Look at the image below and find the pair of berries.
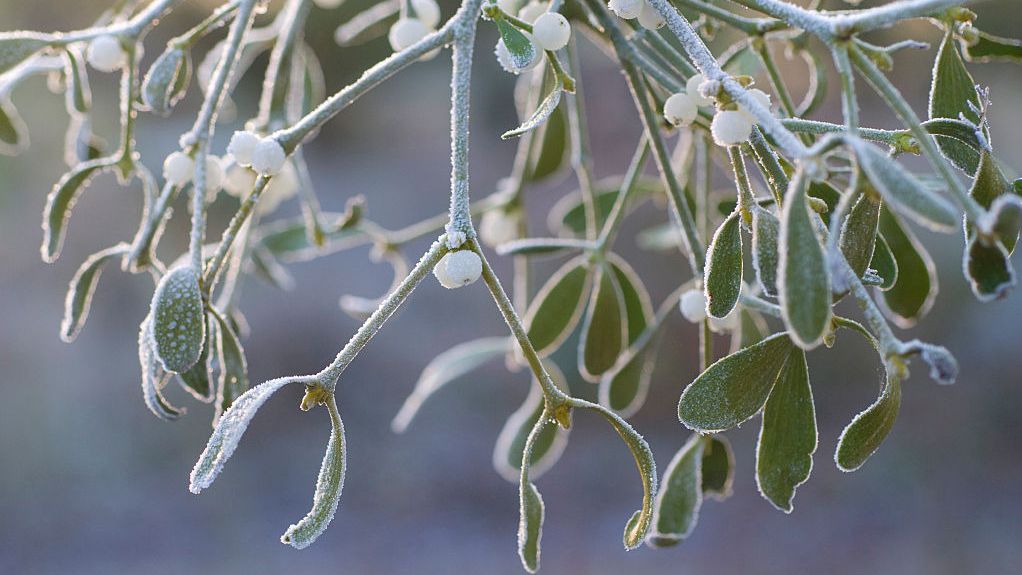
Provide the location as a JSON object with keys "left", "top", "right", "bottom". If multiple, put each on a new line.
{"left": 663, "top": 74, "right": 773, "bottom": 147}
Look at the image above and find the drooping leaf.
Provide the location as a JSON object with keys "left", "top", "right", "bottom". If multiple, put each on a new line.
{"left": 854, "top": 140, "right": 959, "bottom": 232}
{"left": 646, "top": 434, "right": 705, "bottom": 548}
{"left": 525, "top": 256, "right": 591, "bottom": 356}
{"left": 839, "top": 188, "right": 881, "bottom": 280}
{"left": 149, "top": 265, "right": 206, "bottom": 374}
{"left": 701, "top": 436, "right": 734, "bottom": 500}
{"left": 138, "top": 314, "right": 185, "bottom": 421}
{"left": 751, "top": 206, "right": 780, "bottom": 296}
{"left": 962, "top": 30, "right": 1022, "bottom": 63}
{"left": 779, "top": 173, "right": 831, "bottom": 349}
{"left": 598, "top": 256, "right": 655, "bottom": 418}
{"left": 281, "top": 396, "right": 346, "bottom": 549}
{"left": 964, "top": 235, "right": 1015, "bottom": 301}
{"left": 60, "top": 243, "right": 128, "bottom": 342}
{"left": 704, "top": 210, "right": 743, "bottom": 319}
{"left": 518, "top": 479, "right": 544, "bottom": 573}
{"left": 836, "top": 367, "right": 902, "bottom": 472}
{"left": 929, "top": 33, "right": 982, "bottom": 175}
{"left": 142, "top": 46, "right": 191, "bottom": 116}
{"left": 877, "top": 208, "right": 937, "bottom": 327}
{"left": 0, "top": 32, "right": 51, "bottom": 75}
{"left": 578, "top": 263, "right": 627, "bottom": 382}
{"left": 41, "top": 158, "right": 115, "bottom": 262}
{"left": 871, "top": 233, "right": 899, "bottom": 291}
{"left": 756, "top": 348, "right": 816, "bottom": 513}
{"left": 968, "top": 149, "right": 1015, "bottom": 251}
{"left": 392, "top": 337, "right": 510, "bottom": 432}
{"left": 504, "top": 84, "right": 563, "bottom": 140}
{"left": 494, "top": 362, "right": 570, "bottom": 482}
{"left": 678, "top": 332, "right": 795, "bottom": 432}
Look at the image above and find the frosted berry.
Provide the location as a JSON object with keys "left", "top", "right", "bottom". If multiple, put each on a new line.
{"left": 227, "top": 131, "right": 260, "bottom": 167}
{"left": 202, "top": 156, "right": 225, "bottom": 200}
{"left": 738, "top": 88, "right": 772, "bottom": 123}
{"left": 411, "top": 0, "right": 441, "bottom": 28}
{"left": 434, "top": 251, "right": 483, "bottom": 289}
{"left": 532, "top": 13, "right": 571, "bottom": 51}
{"left": 479, "top": 210, "right": 520, "bottom": 247}
{"left": 87, "top": 35, "right": 126, "bottom": 73}
{"left": 608, "top": 0, "right": 643, "bottom": 20}
{"left": 679, "top": 289, "right": 707, "bottom": 323}
{"left": 686, "top": 73, "right": 712, "bottom": 107}
{"left": 711, "top": 110, "right": 754, "bottom": 146}
{"left": 663, "top": 92, "right": 698, "bottom": 127}
{"left": 223, "top": 163, "right": 257, "bottom": 198}
{"left": 260, "top": 161, "right": 300, "bottom": 214}
{"left": 637, "top": 2, "right": 665, "bottom": 30}
{"left": 517, "top": 1, "right": 547, "bottom": 24}
{"left": 388, "top": 18, "right": 431, "bottom": 52}
{"left": 250, "top": 138, "right": 287, "bottom": 176}
{"left": 163, "top": 152, "right": 194, "bottom": 186}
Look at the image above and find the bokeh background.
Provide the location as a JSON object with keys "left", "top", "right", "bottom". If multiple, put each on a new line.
{"left": 1, "top": 1, "right": 1020, "bottom": 573}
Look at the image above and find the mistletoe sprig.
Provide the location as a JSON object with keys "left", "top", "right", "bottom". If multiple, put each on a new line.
{"left": 3, "top": 0, "right": 1021, "bottom": 571}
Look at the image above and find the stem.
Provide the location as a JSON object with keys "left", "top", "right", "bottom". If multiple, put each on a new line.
{"left": 203, "top": 176, "right": 270, "bottom": 288}
{"left": 565, "top": 38, "right": 598, "bottom": 241}
{"left": 831, "top": 42, "right": 858, "bottom": 134}
{"left": 596, "top": 137, "right": 650, "bottom": 251}
{"left": 445, "top": 1, "right": 483, "bottom": 244}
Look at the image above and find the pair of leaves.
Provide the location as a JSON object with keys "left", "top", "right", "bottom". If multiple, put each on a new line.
{"left": 598, "top": 259, "right": 656, "bottom": 418}
{"left": 646, "top": 434, "right": 734, "bottom": 547}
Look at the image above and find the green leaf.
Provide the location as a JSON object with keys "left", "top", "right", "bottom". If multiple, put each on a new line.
{"left": 256, "top": 215, "right": 364, "bottom": 262}
{"left": 190, "top": 376, "right": 308, "bottom": 492}
{"left": 177, "top": 315, "right": 215, "bottom": 403}
{"left": 985, "top": 194, "right": 1022, "bottom": 255}
{"left": 392, "top": 337, "right": 509, "bottom": 433}
{"left": 756, "top": 347, "right": 816, "bottom": 513}
{"left": 870, "top": 233, "right": 899, "bottom": 291}
{"left": 138, "top": 314, "right": 186, "bottom": 421}
{"left": 779, "top": 172, "right": 831, "bottom": 349}
{"left": 0, "top": 32, "right": 51, "bottom": 75}
{"left": 877, "top": 208, "right": 937, "bottom": 327}
{"left": 526, "top": 99, "right": 569, "bottom": 181}
{"left": 525, "top": 256, "right": 592, "bottom": 356}
{"left": 60, "top": 243, "right": 128, "bottom": 342}
{"left": 494, "top": 362, "right": 570, "bottom": 482}
{"left": 968, "top": 149, "right": 1015, "bottom": 251}
{"left": 578, "top": 262, "right": 627, "bottom": 382}
{"left": 839, "top": 187, "right": 881, "bottom": 280}
{"left": 920, "top": 118, "right": 983, "bottom": 171}
{"left": 149, "top": 265, "right": 206, "bottom": 374}
{"left": 646, "top": 434, "right": 705, "bottom": 548}
{"left": 281, "top": 396, "right": 346, "bottom": 549}
{"left": 836, "top": 367, "right": 901, "bottom": 472}
{"left": 751, "top": 206, "right": 780, "bottom": 297}
{"left": 504, "top": 84, "right": 563, "bottom": 140}
{"left": 704, "top": 210, "right": 743, "bottom": 319}
{"left": 549, "top": 177, "right": 661, "bottom": 237}
{"left": 962, "top": 30, "right": 1022, "bottom": 62}
{"left": 142, "top": 46, "right": 190, "bottom": 116}
{"left": 63, "top": 49, "right": 91, "bottom": 114}
{"left": 598, "top": 256, "right": 655, "bottom": 418}
{"left": 518, "top": 479, "right": 544, "bottom": 573}
{"left": 678, "top": 332, "right": 794, "bottom": 432}
{"left": 964, "top": 235, "right": 1015, "bottom": 301}
{"left": 41, "top": 158, "right": 115, "bottom": 262}
{"left": 497, "top": 19, "right": 537, "bottom": 75}
{"left": 854, "top": 140, "right": 959, "bottom": 232}
{"left": 0, "top": 96, "right": 28, "bottom": 155}
{"left": 701, "top": 436, "right": 734, "bottom": 500}
{"left": 211, "top": 311, "right": 249, "bottom": 424}
{"left": 929, "top": 33, "right": 982, "bottom": 175}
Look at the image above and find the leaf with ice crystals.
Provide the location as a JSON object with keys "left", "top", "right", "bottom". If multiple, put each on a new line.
{"left": 704, "top": 210, "right": 743, "bottom": 319}
{"left": 518, "top": 478, "right": 544, "bottom": 573}
{"left": 701, "top": 436, "right": 734, "bottom": 500}
{"left": 281, "top": 396, "right": 346, "bottom": 549}
{"left": 504, "top": 83, "right": 562, "bottom": 140}
{"left": 138, "top": 314, "right": 184, "bottom": 421}
{"left": 929, "top": 33, "right": 983, "bottom": 175}
{"left": 779, "top": 172, "right": 831, "bottom": 349}
{"left": 211, "top": 311, "right": 249, "bottom": 425}
{"left": 41, "top": 157, "right": 117, "bottom": 262}
{"left": 838, "top": 187, "right": 881, "bottom": 282}
{"left": 142, "top": 46, "right": 190, "bottom": 116}
{"left": 177, "top": 315, "right": 215, "bottom": 403}
{"left": 751, "top": 206, "right": 780, "bottom": 297}
{"left": 61, "top": 243, "right": 128, "bottom": 342}
{"left": 190, "top": 376, "right": 306, "bottom": 492}
{"left": 646, "top": 433, "right": 705, "bottom": 548}
{"left": 149, "top": 266, "right": 205, "bottom": 373}
{"left": 497, "top": 19, "right": 537, "bottom": 76}
{"left": 836, "top": 366, "right": 901, "bottom": 472}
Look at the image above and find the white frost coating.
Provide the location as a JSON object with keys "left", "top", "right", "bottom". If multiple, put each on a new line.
{"left": 138, "top": 313, "right": 185, "bottom": 421}
{"left": 532, "top": 13, "right": 570, "bottom": 52}
{"left": 494, "top": 37, "right": 540, "bottom": 74}
{"left": 250, "top": 138, "right": 287, "bottom": 175}
{"left": 190, "top": 376, "right": 305, "bottom": 493}
{"left": 433, "top": 250, "right": 482, "bottom": 288}
{"left": 281, "top": 400, "right": 346, "bottom": 549}
{"left": 86, "top": 35, "right": 125, "bottom": 72}
{"left": 663, "top": 92, "right": 697, "bottom": 127}
{"left": 608, "top": 0, "right": 643, "bottom": 20}
{"left": 149, "top": 265, "right": 205, "bottom": 374}
{"left": 226, "top": 131, "right": 260, "bottom": 167}
{"left": 163, "top": 151, "right": 195, "bottom": 186}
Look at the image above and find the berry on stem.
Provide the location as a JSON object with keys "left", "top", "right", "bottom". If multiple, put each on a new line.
{"left": 738, "top": 88, "right": 772, "bottom": 123}
{"left": 388, "top": 17, "right": 431, "bottom": 52}
{"left": 608, "top": 0, "right": 643, "bottom": 20}
{"left": 250, "top": 138, "right": 287, "bottom": 176}
{"left": 663, "top": 92, "right": 698, "bottom": 127}
{"left": 434, "top": 250, "right": 483, "bottom": 289}
{"left": 686, "top": 74, "right": 712, "bottom": 107}
{"left": 86, "top": 35, "right": 126, "bottom": 73}
{"left": 532, "top": 13, "right": 571, "bottom": 51}
{"left": 638, "top": 2, "right": 665, "bottom": 30}
{"left": 711, "top": 110, "right": 753, "bottom": 146}
{"left": 411, "top": 0, "right": 441, "bottom": 28}
{"left": 163, "top": 152, "right": 194, "bottom": 186}
{"left": 227, "top": 131, "right": 260, "bottom": 167}
{"left": 517, "top": 1, "right": 546, "bottom": 24}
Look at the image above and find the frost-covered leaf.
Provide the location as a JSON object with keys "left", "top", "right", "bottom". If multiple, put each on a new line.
{"left": 138, "top": 314, "right": 185, "bottom": 421}
{"left": 920, "top": 118, "right": 983, "bottom": 172}
{"left": 779, "top": 173, "right": 831, "bottom": 349}
{"left": 646, "top": 434, "right": 705, "bottom": 548}
{"left": 598, "top": 256, "right": 655, "bottom": 418}
{"left": 281, "top": 396, "right": 346, "bottom": 549}
{"left": 578, "top": 262, "right": 627, "bottom": 382}
{"left": 877, "top": 208, "right": 937, "bottom": 327}
{"left": 142, "top": 46, "right": 190, "bottom": 116}
{"left": 41, "top": 157, "right": 115, "bottom": 262}
{"left": 190, "top": 375, "right": 307, "bottom": 492}
{"left": 177, "top": 316, "right": 215, "bottom": 403}
{"left": 494, "top": 362, "right": 570, "bottom": 482}
{"left": 0, "top": 32, "right": 51, "bottom": 75}
{"left": 756, "top": 347, "right": 816, "bottom": 513}
{"left": 63, "top": 49, "right": 91, "bottom": 114}
{"left": 751, "top": 206, "right": 780, "bottom": 296}
{"left": 704, "top": 210, "right": 743, "bottom": 319}
{"left": 497, "top": 19, "right": 537, "bottom": 76}
{"left": 679, "top": 332, "right": 794, "bottom": 432}
{"left": 211, "top": 311, "right": 249, "bottom": 424}
{"left": 60, "top": 243, "right": 128, "bottom": 342}
{"left": 392, "top": 337, "right": 509, "bottom": 433}
{"left": 964, "top": 235, "right": 1015, "bottom": 301}
{"left": 968, "top": 149, "right": 1016, "bottom": 251}
{"left": 929, "top": 33, "right": 982, "bottom": 175}
{"left": 504, "top": 84, "right": 562, "bottom": 140}
{"left": 149, "top": 265, "right": 205, "bottom": 374}
{"left": 962, "top": 30, "right": 1022, "bottom": 63}
{"left": 836, "top": 367, "right": 901, "bottom": 472}
{"left": 549, "top": 177, "right": 660, "bottom": 237}
{"left": 839, "top": 188, "right": 881, "bottom": 280}
{"left": 525, "top": 256, "right": 591, "bottom": 356}
{"left": 854, "top": 140, "right": 959, "bottom": 232}
{"left": 518, "top": 479, "right": 544, "bottom": 573}
{"left": 701, "top": 436, "right": 734, "bottom": 500}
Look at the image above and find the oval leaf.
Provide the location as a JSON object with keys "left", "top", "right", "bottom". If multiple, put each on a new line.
{"left": 836, "top": 368, "right": 902, "bottom": 472}
{"left": 646, "top": 434, "right": 706, "bottom": 548}
{"left": 578, "top": 263, "right": 627, "bottom": 382}
{"left": 838, "top": 187, "right": 881, "bottom": 280}
{"left": 929, "top": 33, "right": 982, "bottom": 175}
{"left": 142, "top": 46, "right": 190, "bottom": 116}
{"left": 751, "top": 206, "right": 780, "bottom": 297}
{"left": 877, "top": 208, "right": 937, "bottom": 327}
{"left": 149, "top": 265, "right": 206, "bottom": 373}
{"left": 497, "top": 19, "right": 537, "bottom": 76}
{"left": 964, "top": 235, "right": 1015, "bottom": 301}
{"left": 41, "top": 158, "right": 114, "bottom": 262}
{"left": 525, "top": 256, "right": 592, "bottom": 356}
{"left": 779, "top": 172, "right": 831, "bottom": 349}
{"left": 704, "top": 210, "right": 743, "bottom": 319}
{"left": 177, "top": 316, "right": 215, "bottom": 403}
{"left": 61, "top": 243, "right": 128, "bottom": 342}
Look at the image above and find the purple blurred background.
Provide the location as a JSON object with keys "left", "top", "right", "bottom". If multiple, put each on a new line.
{"left": 1, "top": 1, "right": 1020, "bottom": 573}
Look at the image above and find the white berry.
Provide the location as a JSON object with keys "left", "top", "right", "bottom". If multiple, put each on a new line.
{"left": 202, "top": 156, "right": 225, "bottom": 200}
{"left": 87, "top": 35, "right": 126, "bottom": 73}
{"left": 711, "top": 110, "right": 754, "bottom": 146}
{"left": 163, "top": 152, "right": 194, "bottom": 186}
{"left": 686, "top": 74, "right": 712, "bottom": 107}
{"left": 608, "top": 0, "right": 643, "bottom": 19}
{"left": 738, "top": 88, "right": 772, "bottom": 123}
{"left": 517, "top": 1, "right": 547, "bottom": 24}
{"left": 313, "top": 0, "right": 345, "bottom": 8}
{"left": 663, "top": 92, "right": 698, "bottom": 127}
{"left": 434, "top": 251, "right": 482, "bottom": 289}
{"left": 260, "top": 161, "right": 299, "bottom": 214}
{"left": 532, "top": 13, "right": 571, "bottom": 51}
{"left": 637, "top": 2, "right": 665, "bottom": 30}
{"left": 227, "top": 131, "right": 260, "bottom": 167}
{"left": 495, "top": 36, "right": 541, "bottom": 74}
{"left": 411, "top": 0, "right": 441, "bottom": 28}
{"left": 479, "top": 210, "right": 520, "bottom": 247}
{"left": 388, "top": 18, "right": 431, "bottom": 52}
{"left": 679, "top": 289, "right": 707, "bottom": 323}
{"left": 223, "top": 163, "right": 257, "bottom": 197}
{"left": 250, "top": 138, "right": 287, "bottom": 175}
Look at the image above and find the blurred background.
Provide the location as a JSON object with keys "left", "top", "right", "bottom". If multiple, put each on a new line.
{"left": 1, "top": 1, "right": 1020, "bottom": 573}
